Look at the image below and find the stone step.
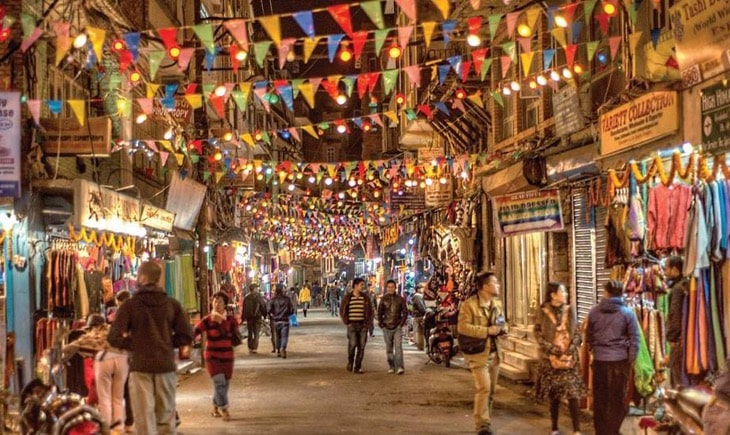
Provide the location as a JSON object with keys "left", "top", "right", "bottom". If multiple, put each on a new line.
{"left": 509, "top": 325, "right": 536, "bottom": 340}
{"left": 502, "top": 350, "right": 537, "bottom": 373}
{"left": 499, "top": 362, "right": 531, "bottom": 381}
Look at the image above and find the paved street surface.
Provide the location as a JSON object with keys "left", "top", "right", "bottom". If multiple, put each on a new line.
{"left": 176, "top": 308, "right": 591, "bottom": 434}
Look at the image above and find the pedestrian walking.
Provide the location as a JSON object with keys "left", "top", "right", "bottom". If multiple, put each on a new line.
{"left": 327, "top": 285, "right": 339, "bottom": 317}
{"left": 585, "top": 279, "right": 640, "bottom": 435}
{"left": 289, "top": 287, "right": 300, "bottom": 317}
{"left": 367, "top": 286, "right": 378, "bottom": 337}
{"left": 457, "top": 272, "right": 507, "bottom": 435}
{"left": 114, "top": 290, "right": 135, "bottom": 433}
{"left": 108, "top": 261, "right": 193, "bottom": 435}
{"left": 664, "top": 255, "right": 689, "bottom": 387}
{"left": 299, "top": 282, "right": 312, "bottom": 318}
{"left": 534, "top": 282, "right": 586, "bottom": 435}
{"left": 193, "top": 291, "right": 239, "bottom": 421}
{"left": 410, "top": 284, "right": 427, "bottom": 351}
{"left": 340, "top": 277, "right": 374, "bottom": 374}
{"left": 269, "top": 283, "right": 295, "bottom": 358}
{"left": 377, "top": 279, "right": 408, "bottom": 374}
{"left": 242, "top": 283, "right": 267, "bottom": 354}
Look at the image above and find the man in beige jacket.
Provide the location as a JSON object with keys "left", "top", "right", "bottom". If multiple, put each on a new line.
{"left": 457, "top": 272, "right": 508, "bottom": 435}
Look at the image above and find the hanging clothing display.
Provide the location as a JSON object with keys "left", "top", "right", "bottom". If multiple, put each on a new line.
{"left": 646, "top": 183, "right": 692, "bottom": 251}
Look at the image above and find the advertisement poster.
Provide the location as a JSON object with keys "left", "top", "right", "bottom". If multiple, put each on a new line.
{"left": 0, "top": 92, "right": 21, "bottom": 197}
{"left": 492, "top": 189, "right": 564, "bottom": 237}
{"left": 670, "top": 0, "right": 730, "bottom": 87}
{"left": 700, "top": 81, "right": 730, "bottom": 151}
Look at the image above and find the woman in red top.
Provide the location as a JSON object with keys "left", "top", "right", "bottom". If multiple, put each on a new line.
{"left": 194, "top": 292, "right": 238, "bottom": 421}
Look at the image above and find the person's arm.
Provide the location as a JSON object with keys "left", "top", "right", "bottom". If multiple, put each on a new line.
{"left": 376, "top": 296, "right": 385, "bottom": 327}
{"left": 339, "top": 294, "right": 349, "bottom": 324}
{"left": 193, "top": 318, "right": 205, "bottom": 340}
{"left": 107, "top": 303, "right": 132, "bottom": 350}
{"left": 627, "top": 309, "right": 641, "bottom": 363}
{"left": 666, "top": 283, "right": 685, "bottom": 344}
{"left": 400, "top": 296, "right": 408, "bottom": 327}
{"left": 259, "top": 297, "right": 267, "bottom": 319}
{"left": 172, "top": 302, "right": 194, "bottom": 348}
{"left": 533, "top": 307, "right": 554, "bottom": 354}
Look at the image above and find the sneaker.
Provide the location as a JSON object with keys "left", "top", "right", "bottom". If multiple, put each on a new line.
{"left": 211, "top": 407, "right": 221, "bottom": 418}
{"left": 396, "top": 368, "right": 405, "bottom": 375}
{"left": 355, "top": 368, "right": 364, "bottom": 374}
{"left": 477, "top": 424, "right": 493, "bottom": 435}
{"left": 387, "top": 369, "right": 395, "bottom": 374}
{"left": 220, "top": 408, "right": 230, "bottom": 422}
{"left": 346, "top": 363, "right": 353, "bottom": 372}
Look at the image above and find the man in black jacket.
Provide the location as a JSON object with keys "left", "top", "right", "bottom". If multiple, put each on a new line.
{"left": 242, "top": 283, "right": 267, "bottom": 354}
{"left": 377, "top": 279, "right": 408, "bottom": 374}
{"left": 340, "top": 278, "right": 374, "bottom": 373}
{"left": 665, "top": 255, "right": 688, "bottom": 387}
{"left": 268, "top": 284, "right": 295, "bottom": 358}
{"left": 107, "top": 261, "right": 193, "bottom": 435}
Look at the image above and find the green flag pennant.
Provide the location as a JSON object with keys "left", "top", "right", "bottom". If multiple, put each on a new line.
{"left": 361, "top": 0, "right": 385, "bottom": 29}
{"left": 584, "top": 0, "right": 597, "bottom": 21}
{"left": 193, "top": 23, "right": 216, "bottom": 54}
{"left": 261, "top": 131, "right": 271, "bottom": 144}
{"left": 490, "top": 91, "right": 503, "bottom": 107}
{"left": 480, "top": 58, "right": 493, "bottom": 81}
{"left": 342, "top": 76, "right": 356, "bottom": 97}
{"left": 501, "top": 41, "right": 516, "bottom": 60}
{"left": 290, "top": 79, "right": 304, "bottom": 99}
{"left": 586, "top": 40, "right": 600, "bottom": 61}
{"left": 148, "top": 50, "right": 166, "bottom": 80}
{"left": 203, "top": 170, "right": 211, "bottom": 182}
{"left": 627, "top": 5, "right": 637, "bottom": 26}
{"left": 253, "top": 41, "right": 273, "bottom": 68}
{"left": 20, "top": 13, "right": 37, "bottom": 38}
{"left": 202, "top": 83, "right": 215, "bottom": 101}
{"left": 190, "top": 154, "right": 200, "bottom": 164}
{"left": 374, "top": 29, "right": 390, "bottom": 55}
{"left": 382, "top": 69, "right": 399, "bottom": 95}
{"left": 231, "top": 89, "right": 247, "bottom": 111}
{"left": 405, "top": 109, "right": 417, "bottom": 120}
{"left": 488, "top": 14, "right": 503, "bottom": 40}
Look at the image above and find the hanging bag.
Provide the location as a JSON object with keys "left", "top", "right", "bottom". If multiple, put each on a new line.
{"left": 543, "top": 304, "right": 576, "bottom": 370}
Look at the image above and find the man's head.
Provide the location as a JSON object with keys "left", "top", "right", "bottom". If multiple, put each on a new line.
{"left": 603, "top": 279, "right": 624, "bottom": 298}
{"left": 415, "top": 284, "right": 424, "bottom": 294}
{"left": 352, "top": 277, "right": 365, "bottom": 293}
{"left": 115, "top": 290, "right": 131, "bottom": 306}
{"left": 137, "top": 261, "right": 162, "bottom": 286}
{"left": 275, "top": 283, "right": 286, "bottom": 296}
{"left": 249, "top": 284, "right": 259, "bottom": 294}
{"left": 385, "top": 279, "right": 397, "bottom": 295}
{"left": 665, "top": 256, "right": 684, "bottom": 280}
{"left": 476, "top": 272, "right": 500, "bottom": 297}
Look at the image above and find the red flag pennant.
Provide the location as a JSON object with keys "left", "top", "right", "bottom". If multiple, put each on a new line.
{"left": 367, "top": 72, "right": 380, "bottom": 93}
{"left": 418, "top": 105, "right": 433, "bottom": 119}
{"left": 118, "top": 50, "right": 133, "bottom": 73}
{"left": 357, "top": 73, "right": 370, "bottom": 98}
{"left": 404, "top": 65, "right": 421, "bottom": 86}
{"left": 352, "top": 30, "right": 368, "bottom": 60}
{"left": 665, "top": 56, "right": 679, "bottom": 69}
{"left": 320, "top": 78, "right": 340, "bottom": 99}
{"left": 327, "top": 4, "right": 354, "bottom": 38}
{"left": 595, "top": 12, "right": 610, "bottom": 35}
{"left": 500, "top": 56, "right": 512, "bottom": 78}
{"left": 370, "top": 113, "right": 384, "bottom": 127}
{"left": 395, "top": 0, "right": 417, "bottom": 21}
{"left": 224, "top": 19, "right": 249, "bottom": 50}
{"left": 471, "top": 48, "right": 488, "bottom": 76}
{"left": 177, "top": 48, "right": 195, "bottom": 71}
{"left": 505, "top": 12, "right": 520, "bottom": 38}
{"left": 209, "top": 96, "right": 226, "bottom": 118}
{"left": 461, "top": 60, "right": 472, "bottom": 82}
{"left": 565, "top": 44, "right": 578, "bottom": 66}
{"left": 157, "top": 27, "right": 178, "bottom": 52}
{"left": 517, "top": 37, "right": 532, "bottom": 54}
{"left": 185, "top": 83, "right": 198, "bottom": 94}
{"left": 609, "top": 36, "right": 621, "bottom": 60}
{"left": 230, "top": 44, "right": 242, "bottom": 74}
{"left": 561, "top": 3, "right": 579, "bottom": 25}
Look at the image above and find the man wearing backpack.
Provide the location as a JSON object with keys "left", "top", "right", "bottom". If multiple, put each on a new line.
{"left": 242, "top": 284, "right": 267, "bottom": 354}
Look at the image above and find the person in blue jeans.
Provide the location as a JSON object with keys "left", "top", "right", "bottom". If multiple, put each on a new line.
{"left": 377, "top": 279, "right": 408, "bottom": 374}
{"left": 340, "top": 278, "right": 374, "bottom": 374}
{"left": 268, "top": 284, "right": 295, "bottom": 359}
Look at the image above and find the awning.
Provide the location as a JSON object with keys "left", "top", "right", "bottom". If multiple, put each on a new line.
{"left": 482, "top": 162, "right": 534, "bottom": 196}
{"left": 546, "top": 143, "right": 600, "bottom": 183}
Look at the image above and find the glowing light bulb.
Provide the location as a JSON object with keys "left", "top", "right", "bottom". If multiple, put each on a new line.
{"left": 574, "top": 64, "right": 584, "bottom": 74}
{"left": 562, "top": 67, "right": 573, "bottom": 79}
{"left": 528, "top": 79, "right": 538, "bottom": 89}
{"left": 222, "top": 131, "right": 233, "bottom": 142}
{"left": 214, "top": 85, "right": 226, "bottom": 97}
{"left": 554, "top": 14, "right": 568, "bottom": 28}
{"left": 163, "top": 128, "right": 174, "bottom": 140}
{"left": 336, "top": 124, "right": 347, "bottom": 134}
{"left": 338, "top": 47, "right": 353, "bottom": 62}
{"left": 466, "top": 34, "right": 481, "bottom": 47}
{"left": 336, "top": 94, "right": 348, "bottom": 105}
{"left": 287, "top": 184, "right": 295, "bottom": 191}
{"left": 439, "top": 176, "right": 448, "bottom": 185}
{"left": 324, "top": 177, "right": 333, "bottom": 186}
{"left": 517, "top": 24, "right": 532, "bottom": 37}
{"left": 388, "top": 44, "right": 402, "bottom": 59}
{"left": 235, "top": 50, "right": 248, "bottom": 61}
{"left": 425, "top": 178, "right": 434, "bottom": 186}
{"left": 536, "top": 75, "right": 548, "bottom": 86}
{"left": 213, "top": 151, "right": 223, "bottom": 161}
{"left": 73, "top": 33, "right": 88, "bottom": 49}
{"left": 510, "top": 81, "right": 521, "bottom": 91}
{"left": 550, "top": 70, "right": 561, "bottom": 81}
{"left": 348, "top": 179, "right": 357, "bottom": 187}
{"left": 308, "top": 176, "right": 316, "bottom": 184}
{"left": 502, "top": 86, "right": 511, "bottom": 95}
{"left": 135, "top": 114, "right": 147, "bottom": 124}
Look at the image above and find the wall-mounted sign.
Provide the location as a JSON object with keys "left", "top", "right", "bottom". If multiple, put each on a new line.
{"left": 381, "top": 224, "right": 400, "bottom": 247}
{"left": 492, "top": 189, "right": 564, "bottom": 237}
{"left": 670, "top": 0, "right": 730, "bottom": 87}
{"left": 599, "top": 91, "right": 679, "bottom": 156}
{"left": 700, "top": 81, "right": 730, "bottom": 152}
{"left": 553, "top": 85, "right": 585, "bottom": 137}
{"left": 389, "top": 188, "right": 426, "bottom": 211}
{"left": 39, "top": 117, "right": 112, "bottom": 155}
{"left": 140, "top": 204, "right": 176, "bottom": 233}
{"left": 0, "top": 92, "right": 21, "bottom": 197}
{"left": 150, "top": 99, "right": 192, "bottom": 124}
{"left": 418, "top": 147, "right": 444, "bottom": 163}
{"left": 73, "top": 179, "right": 145, "bottom": 236}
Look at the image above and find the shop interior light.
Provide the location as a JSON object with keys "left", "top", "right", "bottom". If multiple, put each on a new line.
{"left": 466, "top": 33, "right": 481, "bottom": 47}
{"left": 554, "top": 13, "right": 568, "bottom": 28}
{"left": 517, "top": 23, "right": 532, "bottom": 37}
{"left": 73, "top": 33, "right": 88, "bottom": 49}
{"left": 510, "top": 81, "right": 521, "bottom": 92}
{"left": 336, "top": 93, "right": 348, "bottom": 105}
{"left": 388, "top": 44, "right": 402, "bottom": 59}
{"left": 550, "top": 70, "right": 561, "bottom": 81}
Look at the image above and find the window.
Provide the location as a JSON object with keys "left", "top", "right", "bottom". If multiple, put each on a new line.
{"left": 326, "top": 147, "right": 335, "bottom": 162}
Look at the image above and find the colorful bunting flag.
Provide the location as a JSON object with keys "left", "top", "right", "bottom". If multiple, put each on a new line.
{"left": 68, "top": 100, "right": 85, "bottom": 126}
{"left": 432, "top": 0, "right": 450, "bottom": 19}
{"left": 53, "top": 21, "right": 71, "bottom": 66}
{"left": 327, "top": 4, "right": 354, "bottom": 38}
{"left": 224, "top": 19, "right": 249, "bottom": 49}
{"left": 293, "top": 11, "right": 315, "bottom": 40}
{"left": 361, "top": 0, "right": 385, "bottom": 29}
{"left": 193, "top": 23, "right": 215, "bottom": 54}
{"left": 442, "top": 20, "right": 457, "bottom": 47}
{"left": 398, "top": 25, "right": 414, "bottom": 52}
{"left": 394, "top": 0, "right": 417, "bottom": 22}
{"left": 422, "top": 22, "right": 437, "bottom": 49}
{"left": 258, "top": 15, "right": 281, "bottom": 47}
{"left": 327, "top": 34, "right": 345, "bottom": 62}
{"left": 303, "top": 37, "right": 322, "bottom": 64}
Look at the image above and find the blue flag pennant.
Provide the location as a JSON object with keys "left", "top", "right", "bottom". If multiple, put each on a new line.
{"left": 204, "top": 47, "right": 221, "bottom": 71}
{"left": 434, "top": 102, "right": 450, "bottom": 116}
{"left": 438, "top": 64, "right": 451, "bottom": 85}
{"left": 442, "top": 20, "right": 457, "bottom": 47}
{"left": 293, "top": 11, "right": 316, "bottom": 40}
{"left": 48, "top": 100, "right": 63, "bottom": 115}
{"left": 543, "top": 49, "right": 556, "bottom": 70}
{"left": 447, "top": 55, "right": 462, "bottom": 76}
{"left": 327, "top": 34, "right": 345, "bottom": 62}
{"left": 123, "top": 32, "right": 141, "bottom": 62}
{"left": 164, "top": 83, "right": 178, "bottom": 99}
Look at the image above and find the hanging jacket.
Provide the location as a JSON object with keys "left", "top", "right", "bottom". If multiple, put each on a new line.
{"left": 585, "top": 297, "right": 641, "bottom": 362}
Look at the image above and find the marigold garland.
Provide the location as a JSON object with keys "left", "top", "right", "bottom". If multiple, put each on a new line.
{"left": 68, "top": 225, "right": 137, "bottom": 255}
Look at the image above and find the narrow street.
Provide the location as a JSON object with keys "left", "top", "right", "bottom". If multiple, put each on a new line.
{"left": 176, "top": 308, "right": 587, "bottom": 435}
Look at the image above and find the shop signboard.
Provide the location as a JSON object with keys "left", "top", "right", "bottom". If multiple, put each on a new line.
{"left": 492, "top": 189, "right": 564, "bottom": 237}
{"left": 389, "top": 188, "right": 426, "bottom": 211}
{"left": 381, "top": 223, "right": 400, "bottom": 247}
{"left": 165, "top": 173, "right": 207, "bottom": 231}
{"left": 599, "top": 91, "right": 678, "bottom": 156}
{"left": 700, "top": 81, "right": 730, "bottom": 152}
{"left": 417, "top": 147, "right": 444, "bottom": 163}
{"left": 552, "top": 85, "right": 585, "bottom": 137}
{"left": 0, "top": 92, "right": 21, "bottom": 197}
{"left": 670, "top": 0, "right": 730, "bottom": 87}
{"left": 150, "top": 99, "right": 192, "bottom": 124}
{"left": 140, "top": 204, "right": 176, "bottom": 233}
{"left": 425, "top": 176, "right": 453, "bottom": 207}
{"left": 39, "top": 117, "right": 112, "bottom": 155}
{"left": 73, "top": 179, "right": 145, "bottom": 236}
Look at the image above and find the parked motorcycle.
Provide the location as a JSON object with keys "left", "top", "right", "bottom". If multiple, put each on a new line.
{"left": 654, "top": 385, "right": 713, "bottom": 435}
{"left": 424, "top": 306, "right": 457, "bottom": 367}
{"left": 20, "top": 327, "right": 108, "bottom": 435}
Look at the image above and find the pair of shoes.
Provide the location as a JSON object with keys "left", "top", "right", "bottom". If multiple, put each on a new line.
{"left": 220, "top": 408, "right": 230, "bottom": 422}
{"left": 211, "top": 407, "right": 222, "bottom": 418}
{"left": 346, "top": 363, "right": 353, "bottom": 372}
{"left": 387, "top": 368, "right": 395, "bottom": 374}
{"left": 476, "top": 424, "right": 492, "bottom": 435}
{"left": 282, "top": 350, "right": 287, "bottom": 358}
{"left": 396, "top": 368, "right": 405, "bottom": 375}
{"left": 354, "top": 368, "right": 364, "bottom": 374}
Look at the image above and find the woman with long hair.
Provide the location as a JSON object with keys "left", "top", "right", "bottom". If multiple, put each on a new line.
{"left": 534, "top": 282, "right": 587, "bottom": 435}
{"left": 194, "top": 291, "right": 239, "bottom": 421}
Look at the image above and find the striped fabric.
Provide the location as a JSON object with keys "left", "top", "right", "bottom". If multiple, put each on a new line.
{"left": 348, "top": 295, "right": 366, "bottom": 322}
{"left": 194, "top": 315, "right": 237, "bottom": 378}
